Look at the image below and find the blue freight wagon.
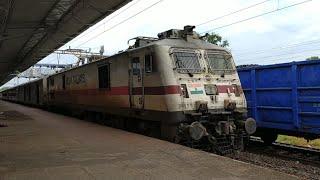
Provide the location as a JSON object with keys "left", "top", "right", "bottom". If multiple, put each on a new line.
{"left": 237, "top": 60, "right": 320, "bottom": 144}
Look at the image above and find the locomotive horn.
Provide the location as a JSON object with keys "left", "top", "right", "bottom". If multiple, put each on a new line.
{"left": 184, "top": 25, "right": 195, "bottom": 34}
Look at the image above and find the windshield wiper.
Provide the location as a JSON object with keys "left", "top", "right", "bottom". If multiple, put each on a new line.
{"left": 176, "top": 59, "right": 194, "bottom": 77}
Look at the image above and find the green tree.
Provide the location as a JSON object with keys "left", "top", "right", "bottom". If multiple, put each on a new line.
{"left": 204, "top": 33, "right": 229, "bottom": 47}
{"left": 306, "top": 56, "right": 319, "bottom": 60}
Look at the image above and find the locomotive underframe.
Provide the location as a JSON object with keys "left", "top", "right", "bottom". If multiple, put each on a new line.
{"left": 175, "top": 111, "right": 249, "bottom": 155}
{"left": 45, "top": 100, "right": 249, "bottom": 154}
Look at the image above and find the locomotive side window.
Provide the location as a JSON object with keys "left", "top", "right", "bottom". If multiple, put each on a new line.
{"left": 173, "top": 51, "right": 202, "bottom": 73}
{"left": 132, "top": 57, "right": 141, "bottom": 75}
{"left": 62, "top": 75, "right": 66, "bottom": 90}
{"left": 144, "top": 55, "right": 152, "bottom": 73}
{"left": 98, "top": 64, "right": 110, "bottom": 89}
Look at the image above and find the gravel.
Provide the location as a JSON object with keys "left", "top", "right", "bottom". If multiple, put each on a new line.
{"left": 228, "top": 146, "right": 320, "bottom": 180}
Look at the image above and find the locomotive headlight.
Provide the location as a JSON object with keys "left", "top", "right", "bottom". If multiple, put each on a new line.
{"left": 245, "top": 118, "right": 256, "bottom": 135}
{"left": 188, "top": 121, "right": 208, "bottom": 140}
{"left": 204, "top": 84, "right": 218, "bottom": 95}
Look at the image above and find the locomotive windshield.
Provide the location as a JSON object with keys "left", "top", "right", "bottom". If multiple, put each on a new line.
{"left": 173, "top": 51, "right": 202, "bottom": 74}
{"left": 206, "top": 53, "right": 234, "bottom": 73}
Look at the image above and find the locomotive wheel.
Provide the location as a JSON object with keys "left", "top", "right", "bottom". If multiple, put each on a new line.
{"left": 261, "top": 133, "right": 278, "bottom": 145}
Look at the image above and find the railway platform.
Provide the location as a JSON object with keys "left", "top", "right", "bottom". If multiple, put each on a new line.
{"left": 0, "top": 100, "right": 297, "bottom": 180}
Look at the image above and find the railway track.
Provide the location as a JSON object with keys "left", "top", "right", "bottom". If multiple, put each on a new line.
{"left": 272, "top": 142, "right": 320, "bottom": 167}
{"left": 247, "top": 137, "right": 320, "bottom": 167}
{"left": 225, "top": 137, "right": 320, "bottom": 179}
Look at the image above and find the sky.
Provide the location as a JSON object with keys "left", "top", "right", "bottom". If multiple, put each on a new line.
{"left": 3, "top": 0, "right": 320, "bottom": 87}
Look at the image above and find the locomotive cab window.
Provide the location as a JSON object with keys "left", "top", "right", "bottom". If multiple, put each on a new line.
{"left": 172, "top": 50, "right": 202, "bottom": 74}
{"left": 206, "top": 53, "right": 234, "bottom": 73}
{"left": 144, "top": 54, "right": 153, "bottom": 73}
{"left": 98, "top": 64, "right": 110, "bottom": 89}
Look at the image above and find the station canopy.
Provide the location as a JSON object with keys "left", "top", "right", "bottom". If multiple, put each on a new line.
{"left": 0, "top": 0, "right": 131, "bottom": 85}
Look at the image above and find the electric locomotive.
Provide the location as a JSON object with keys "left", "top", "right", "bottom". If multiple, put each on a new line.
{"left": 0, "top": 26, "right": 256, "bottom": 154}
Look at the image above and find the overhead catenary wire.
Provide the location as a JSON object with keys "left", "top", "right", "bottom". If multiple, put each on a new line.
{"left": 196, "top": 0, "right": 273, "bottom": 27}
{"left": 69, "top": 0, "right": 144, "bottom": 45}
{"left": 35, "top": 0, "right": 151, "bottom": 66}
{"left": 20, "top": 0, "right": 147, "bottom": 67}
{"left": 237, "top": 48, "right": 320, "bottom": 64}
{"left": 235, "top": 39, "right": 320, "bottom": 57}
{"left": 200, "top": 0, "right": 312, "bottom": 34}
{"left": 239, "top": 47, "right": 320, "bottom": 60}
{"left": 76, "top": 0, "right": 164, "bottom": 48}
{"left": 233, "top": 38, "right": 320, "bottom": 54}
{"left": 74, "top": 0, "right": 272, "bottom": 51}
{"left": 24, "top": 0, "right": 314, "bottom": 71}
{"left": 236, "top": 53, "right": 320, "bottom": 65}
{"left": 58, "top": 0, "right": 310, "bottom": 63}
{"left": 72, "top": 0, "right": 272, "bottom": 47}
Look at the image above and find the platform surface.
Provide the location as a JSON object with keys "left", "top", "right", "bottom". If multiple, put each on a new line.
{"left": 0, "top": 100, "right": 297, "bottom": 180}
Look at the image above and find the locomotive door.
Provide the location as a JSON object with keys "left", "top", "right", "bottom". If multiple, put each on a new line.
{"left": 129, "top": 57, "right": 144, "bottom": 109}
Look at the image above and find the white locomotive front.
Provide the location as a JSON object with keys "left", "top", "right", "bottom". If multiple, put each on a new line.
{"left": 141, "top": 26, "right": 256, "bottom": 154}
